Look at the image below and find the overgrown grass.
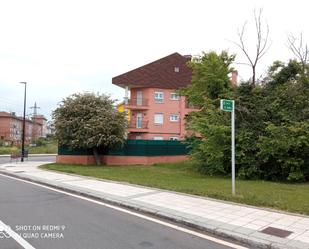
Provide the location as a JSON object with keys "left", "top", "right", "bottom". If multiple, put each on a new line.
{"left": 0, "top": 143, "right": 57, "bottom": 155}
{"left": 0, "top": 146, "right": 19, "bottom": 155}
{"left": 41, "top": 161, "right": 309, "bottom": 215}
{"left": 27, "top": 143, "right": 57, "bottom": 154}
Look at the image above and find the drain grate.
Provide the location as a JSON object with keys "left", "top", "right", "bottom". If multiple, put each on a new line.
{"left": 261, "top": 226, "right": 293, "bottom": 238}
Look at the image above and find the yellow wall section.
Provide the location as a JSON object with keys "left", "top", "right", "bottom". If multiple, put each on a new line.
{"left": 117, "top": 104, "right": 130, "bottom": 121}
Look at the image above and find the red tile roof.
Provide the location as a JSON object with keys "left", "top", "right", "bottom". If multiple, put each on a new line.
{"left": 112, "top": 53, "right": 192, "bottom": 89}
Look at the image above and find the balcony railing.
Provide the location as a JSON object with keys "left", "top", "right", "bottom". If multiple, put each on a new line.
{"left": 126, "top": 98, "right": 149, "bottom": 107}
{"left": 128, "top": 120, "right": 149, "bottom": 129}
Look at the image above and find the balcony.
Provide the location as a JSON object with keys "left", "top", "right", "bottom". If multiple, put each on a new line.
{"left": 128, "top": 120, "right": 149, "bottom": 133}
{"left": 125, "top": 98, "right": 149, "bottom": 110}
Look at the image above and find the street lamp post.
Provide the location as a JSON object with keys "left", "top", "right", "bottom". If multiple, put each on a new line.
{"left": 20, "top": 82, "right": 27, "bottom": 162}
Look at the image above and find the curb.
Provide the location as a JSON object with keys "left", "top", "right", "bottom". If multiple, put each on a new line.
{"left": 0, "top": 170, "right": 298, "bottom": 249}
{"left": 40, "top": 167, "right": 309, "bottom": 220}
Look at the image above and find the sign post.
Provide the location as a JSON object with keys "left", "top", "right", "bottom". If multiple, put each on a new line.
{"left": 220, "top": 99, "right": 235, "bottom": 195}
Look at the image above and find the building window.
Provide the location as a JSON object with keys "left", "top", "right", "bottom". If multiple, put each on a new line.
{"left": 154, "top": 113, "right": 164, "bottom": 125}
{"left": 154, "top": 92, "right": 164, "bottom": 103}
{"left": 153, "top": 136, "right": 164, "bottom": 140}
{"left": 170, "top": 137, "right": 179, "bottom": 141}
{"left": 170, "top": 114, "right": 179, "bottom": 122}
{"left": 170, "top": 92, "right": 179, "bottom": 100}
{"left": 136, "top": 135, "right": 142, "bottom": 140}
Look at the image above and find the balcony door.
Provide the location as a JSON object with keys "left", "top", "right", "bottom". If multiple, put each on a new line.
{"left": 136, "top": 91, "right": 142, "bottom": 106}
{"left": 136, "top": 113, "right": 142, "bottom": 128}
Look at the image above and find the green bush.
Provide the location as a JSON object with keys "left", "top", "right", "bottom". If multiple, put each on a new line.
{"left": 258, "top": 122, "right": 309, "bottom": 181}
{"left": 184, "top": 55, "right": 309, "bottom": 182}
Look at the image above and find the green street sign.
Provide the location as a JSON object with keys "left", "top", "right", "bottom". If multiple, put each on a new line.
{"left": 220, "top": 99, "right": 234, "bottom": 112}
{"left": 220, "top": 98, "right": 236, "bottom": 195}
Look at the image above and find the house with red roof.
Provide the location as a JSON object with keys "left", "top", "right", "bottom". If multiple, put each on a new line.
{"left": 112, "top": 52, "right": 237, "bottom": 141}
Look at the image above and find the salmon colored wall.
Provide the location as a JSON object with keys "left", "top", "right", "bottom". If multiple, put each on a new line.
{"left": 128, "top": 88, "right": 196, "bottom": 140}
{"left": 57, "top": 155, "right": 189, "bottom": 165}
{"left": 0, "top": 117, "right": 11, "bottom": 141}
{"left": 57, "top": 155, "right": 97, "bottom": 165}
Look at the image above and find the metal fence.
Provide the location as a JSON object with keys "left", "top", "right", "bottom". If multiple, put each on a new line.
{"left": 58, "top": 140, "right": 189, "bottom": 156}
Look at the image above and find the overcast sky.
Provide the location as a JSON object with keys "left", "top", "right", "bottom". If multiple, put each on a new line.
{"left": 0, "top": 0, "right": 308, "bottom": 119}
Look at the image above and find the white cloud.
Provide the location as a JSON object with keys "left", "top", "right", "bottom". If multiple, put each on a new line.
{"left": 0, "top": 0, "right": 308, "bottom": 119}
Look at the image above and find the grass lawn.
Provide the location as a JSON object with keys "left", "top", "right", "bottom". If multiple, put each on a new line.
{"left": 41, "top": 161, "right": 309, "bottom": 215}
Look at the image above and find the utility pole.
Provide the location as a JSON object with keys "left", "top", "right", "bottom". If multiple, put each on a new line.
{"left": 30, "top": 102, "right": 40, "bottom": 116}
{"left": 20, "top": 82, "right": 27, "bottom": 162}
{"left": 30, "top": 102, "right": 40, "bottom": 142}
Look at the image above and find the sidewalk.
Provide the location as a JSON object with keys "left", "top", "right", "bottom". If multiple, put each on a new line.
{"left": 0, "top": 154, "right": 57, "bottom": 157}
{"left": 0, "top": 162, "right": 309, "bottom": 249}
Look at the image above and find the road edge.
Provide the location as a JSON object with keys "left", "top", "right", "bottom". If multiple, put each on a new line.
{"left": 0, "top": 170, "right": 294, "bottom": 249}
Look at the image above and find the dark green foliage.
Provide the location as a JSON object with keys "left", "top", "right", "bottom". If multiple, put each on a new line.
{"left": 180, "top": 51, "right": 235, "bottom": 107}
{"left": 181, "top": 51, "right": 235, "bottom": 175}
{"left": 184, "top": 54, "right": 309, "bottom": 182}
{"left": 258, "top": 122, "right": 309, "bottom": 181}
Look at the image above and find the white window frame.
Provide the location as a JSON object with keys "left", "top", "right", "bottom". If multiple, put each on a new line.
{"left": 154, "top": 113, "right": 164, "bottom": 125}
{"left": 154, "top": 91, "right": 164, "bottom": 103}
{"left": 153, "top": 136, "right": 164, "bottom": 140}
{"left": 136, "top": 113, "right": 143, "bottom": 128}
{"left": 169, "top": 136, "right": 179, "bottom": 141}
{"left": 170, "top": 92, "right": 179, "bottom": 100}
{"left": 169, "top": 114, "right": 179, "bottom": 122}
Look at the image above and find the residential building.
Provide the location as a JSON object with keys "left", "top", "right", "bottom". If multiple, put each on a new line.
{"left": 0, "top": 111, "right": 49, "bottom": 145}
{"left": 112, "top": 53, "right": 195, "bottom": 140}
{"left": 113, "top": 52, "right": 238, "bottom": 141}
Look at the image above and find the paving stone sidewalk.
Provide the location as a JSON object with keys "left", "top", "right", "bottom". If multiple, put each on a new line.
{"left": 0, "top": 161, "right": 308, "bottom": 249}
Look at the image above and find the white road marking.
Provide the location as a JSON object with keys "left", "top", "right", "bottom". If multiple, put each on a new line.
{"left": 0, "top": 173, "right": 248, "bottom": 249}
{"left": 0, "top": 220, "right": 35, "bottom": 249}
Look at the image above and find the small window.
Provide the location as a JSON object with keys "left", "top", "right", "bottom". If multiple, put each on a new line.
{"left": 136, "top": 135, "right": 142, "bottom": 140}
{"left": 174, "top": 67, "right": 179, "bottom": 72}
{"left": 170, "top": 137, "right": 179, "bottom": 141}
{"left": 154, "top": 92, "right": 164, "bottom": 103}
{"left": 170, "top": 114, "right": 179, "bottom": 122}
{"left": 153, "top": 136, "right": 164, "bottom": 140}
{"left": 170, "top": 92, "right": 179, "bottom": 100}
{"left": 154, "top": 113, "right": 164, "bottom": 125}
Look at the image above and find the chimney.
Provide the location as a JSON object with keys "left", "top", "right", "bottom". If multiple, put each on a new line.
{"left": 231, "top": 70, "right": 238, "bottom": 86}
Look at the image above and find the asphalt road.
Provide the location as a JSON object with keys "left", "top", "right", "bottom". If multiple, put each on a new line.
{"left": 0, "top": 174, "right": 242, "bottom": 249}
{"left": 0, "top": 155, "right": 56, "bottom": 165}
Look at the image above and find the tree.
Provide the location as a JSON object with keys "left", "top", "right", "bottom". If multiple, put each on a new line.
{"left": 183, "top": 51, "right": 309, "bottom": 182}
{"left": 180, "top": 51, "right": 235, "bottom": 174}
{"left": 237, "top": 61, "right": 309, "bottom": 181}
{"left": 53, "top": 93, "right": 127, "bottom": 165}
{"left": 233, "top": 8, "right": 271, "bottom": 85}
{"left": 180, "top": 51, "right": 235, "bottom": 106}
{"left": 287, "top": 33, "right": 309, "bottom": 76}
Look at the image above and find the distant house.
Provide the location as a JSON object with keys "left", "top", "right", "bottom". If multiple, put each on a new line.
{"left": 112, "top": 52, "right": 237, "bottom": 141}
{"left": 0, "top": 111, "right": 49, "bottom": 145}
